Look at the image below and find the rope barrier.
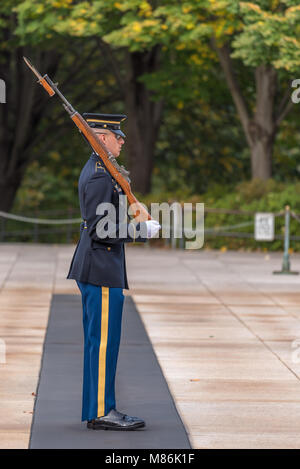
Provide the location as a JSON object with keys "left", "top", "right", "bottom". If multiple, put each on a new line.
{"left": 204, "top": 207, "right": 285, "bottom": 217}
{"left": 0, "top": 211, "right": 81, "bottom": 225}
{"left": 0, "top": 207, "right": 297, "bottom": 241}
{"left": 204, "top": 221, "right": 254, "bottom": 233}
{"left": 291, "top": 211, "right": 300, "bottom": 224}
{"left": 0, "top": 207, "right": 290, "bottom": 227}
{"left": 168, "top": 220, "right": 254, "bottom": 237}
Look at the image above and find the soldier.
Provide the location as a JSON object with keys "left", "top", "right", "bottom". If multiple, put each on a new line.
{"left": 67, "top": 113, "right": 160, "bottom": 431}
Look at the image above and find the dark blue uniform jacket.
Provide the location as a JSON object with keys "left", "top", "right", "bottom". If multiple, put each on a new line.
{"left": 67, "top": 153, "right": 147, "bottom": 289}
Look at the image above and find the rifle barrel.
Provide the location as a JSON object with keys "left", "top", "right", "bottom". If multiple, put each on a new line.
{"left": 44, "top": 75, "right": 76, "bottom": 114}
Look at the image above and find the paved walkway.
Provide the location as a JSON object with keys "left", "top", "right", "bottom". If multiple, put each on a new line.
{"left": 1, "top": 244, "right": 300, "bottom": 448}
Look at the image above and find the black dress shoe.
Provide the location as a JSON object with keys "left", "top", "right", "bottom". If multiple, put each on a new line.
{"left": 87, "top": 409, "right": 145, "bottom": 431}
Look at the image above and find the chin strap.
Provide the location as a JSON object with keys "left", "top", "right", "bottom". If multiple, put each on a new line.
{"left": 107, "top": 151, "right": 131, "bottom": 184}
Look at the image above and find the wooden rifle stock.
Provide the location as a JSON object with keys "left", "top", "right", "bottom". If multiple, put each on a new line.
{"left": 23, "top": 56, "right": 151, "bottom": 222}
{"left": 71, "top": 113, "right": 151, "bottom": 221}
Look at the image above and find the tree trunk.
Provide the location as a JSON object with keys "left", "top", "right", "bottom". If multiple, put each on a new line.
{"left": 124, "top": 49, "right": 163, "bottom": 194}
{"left": 248, "top": 65, "right": 277, "bottom": 179}
{"left": 210, "top": 39, "right": 293, "bottom": 182}
{"left": 0, "top": 43, "right": 62, "bottom": 213}
{"left": 249, "top": 136, "right": 274, "bottom": 180}
{"left": 0, "top": 171, "right": 25, "bottom": 213}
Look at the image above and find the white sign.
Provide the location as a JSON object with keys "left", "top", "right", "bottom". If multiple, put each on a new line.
{"left": 254, "top": 213, "right": 274, "bottom": 241}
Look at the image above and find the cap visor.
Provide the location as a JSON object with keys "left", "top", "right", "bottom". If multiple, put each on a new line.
{"left": 112, "top": 129, "right": 126, "bottom": 138}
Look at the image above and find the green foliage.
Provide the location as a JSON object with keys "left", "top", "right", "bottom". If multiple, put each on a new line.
{"left": 11, "top": 0, "right": 300, "bottom": 175}
{"left": 140, "top": 179, "right": 300, "bottom": 252}
{"left": 231, "top": 1, "right": 300, "bottom": 71}
{"left": 14, "top": 159, "right": 81, "bottom": 211}
{"left": 1, "top": 0, "right": 300, "bottom": 249}
{"left": 201, "top": 179, "right": 300, "bottom": 251}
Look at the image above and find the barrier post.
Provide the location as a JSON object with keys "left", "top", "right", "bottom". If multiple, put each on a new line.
{"left": 273, "top": 205, "right": 298, "bottom": 275}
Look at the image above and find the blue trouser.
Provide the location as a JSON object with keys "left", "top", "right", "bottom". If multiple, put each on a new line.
{"left": 76, "top": 281, "right": 124, "bottom": 422}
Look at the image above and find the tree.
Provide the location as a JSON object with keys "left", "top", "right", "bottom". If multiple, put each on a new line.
{"left": 0, "top": 1, "right": 62, "bottom": 211}
{"left": 102, "top": 0, "right": 300, "bottom": 181}
{"left": 0, "top": 0, "right": 122, "bottom": 212}
{"left": 15, "top": 0, "right": 165, "bottom": 193}
{"left": 209, "top": 0, "right": 300, "bottom": 180}
{"left": 5, "top": 0, "right": 300, "bottom": 211}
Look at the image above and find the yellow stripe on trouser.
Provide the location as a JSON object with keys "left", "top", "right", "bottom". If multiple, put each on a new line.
{"left": 97, "top": 287, "right": 109, "bottom": 417}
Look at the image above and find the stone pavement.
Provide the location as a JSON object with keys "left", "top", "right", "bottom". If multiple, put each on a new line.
{"left": 1, "top": 243, "right": 300, "bottom": 449}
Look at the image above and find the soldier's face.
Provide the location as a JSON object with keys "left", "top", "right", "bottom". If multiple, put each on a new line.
{"left": 95, "top": 130, "right": 125, "bottom": 157}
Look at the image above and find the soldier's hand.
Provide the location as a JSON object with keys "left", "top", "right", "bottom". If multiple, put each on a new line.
{"left": 145, "top": 220, "right": 161, "bottom": 238}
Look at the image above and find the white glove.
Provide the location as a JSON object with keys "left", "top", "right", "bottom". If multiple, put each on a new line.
{"left": 145, "top": 220, "right": 161, "bottom": 238}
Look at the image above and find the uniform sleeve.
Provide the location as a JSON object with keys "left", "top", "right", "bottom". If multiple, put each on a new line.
{"left": 84, "top": 172, "right": 147, "bottom": 244}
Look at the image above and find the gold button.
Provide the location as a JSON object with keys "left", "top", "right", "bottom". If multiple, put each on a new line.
{"left": 107, "top": 247, "right": 111, "bottom": 251}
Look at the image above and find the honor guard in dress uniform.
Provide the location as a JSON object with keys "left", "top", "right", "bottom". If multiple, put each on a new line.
{"left": 67, "top": 113, "right": 160, "bottom": 431}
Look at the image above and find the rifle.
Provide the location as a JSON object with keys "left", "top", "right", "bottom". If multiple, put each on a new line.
{"left": 23, "top": 56, "right": 151, "bottom": 222}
